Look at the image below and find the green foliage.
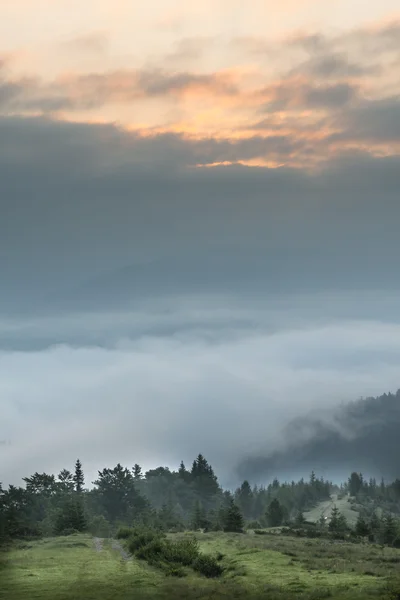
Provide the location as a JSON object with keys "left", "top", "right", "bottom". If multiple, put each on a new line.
{"left": 191, "top": 500, "right": 210, "bottom": 530}
{"left": 328, "top": 506, "right": 348, "bottom": 533}
{"left": 266, "top": 498, "right": 285, "bottom": 527}
{"left": 73, "top": 460, "right": 85, "bottom": 494}
{"left": 115, "top": 526, "right": 134, "bottom": 539}
{"left": 163, "top": 537, "right": 199, "bottom": 566}
{"left": 54, "top": 496, "right": 87, "bottom": 535}
{"left": 348, "top": 472, "right": 364, "bottom": 497}
{"left": 87, "top": 515, "right": 111, "bottom": 537}
{"left": 92, "top": 463, "right": 148, "bottom": 523}
{"left": 295, "top": 510, "right": 306, "bottom": 526}
{"left": 355, "top": 514, "right": 371, "bottom": 537}
{"left": 222, "top": 499, "right": 244, "bottom": 532}
{"left": 192, "top": 553, "right": 224, "bottom": 578}
{"left": 381, "top": 514, "right": 400, "bottom": 546}
{"left": 127, "top": 527, "right": 164, "bottom": 554}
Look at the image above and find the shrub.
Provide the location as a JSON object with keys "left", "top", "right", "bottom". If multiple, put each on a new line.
{"left": 135, "top": 538, "right": 167, "bottom": 564}
{"left": 88, "top": 515, "right": 111, "bottom": 538}
{"left": 193, "top": 554, "right": 224, "bottom": 578}
{"left": 116, "top": 526, "right": 134, "bottom": 540}
{"left": 59, "top": 528, "right": 79, "bottom": 536}
{"left": 165, "top": 566, "right": 186, "bottom": 577}
{"left": 254, "top": 529, "right": 268, "bottom": 535}
{"left": 247, "top": 520, "right": 262, "bottom": 529}
{"left": 164, "top": 537, "right": 199, "bottom": 566}
{"left": 127, "top": 527, "right": 165, "bottom": 554}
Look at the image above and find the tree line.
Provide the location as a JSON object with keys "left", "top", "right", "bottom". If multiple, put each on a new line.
{"left": 1, "top": 457, "right": 399, "bottom": 547}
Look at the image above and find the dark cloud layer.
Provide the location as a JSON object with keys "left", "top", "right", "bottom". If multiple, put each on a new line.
{"left": 1, "top": 115, "right": 400, "bottom": 314}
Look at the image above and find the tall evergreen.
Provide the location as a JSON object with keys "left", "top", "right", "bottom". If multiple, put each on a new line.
{"left": 73, "top": 459, "right": 84, "bottom": 494}
{"left": 222, "top": 499, "right": 244, "bottom": 533}
{"left": 328, "top": 506, "right": 348, "bottom": 532}
{"left": 265, "top": 498, "right": 285, "bottom": 527}
{"left": 132, "top": 464, "right": 143, "bottom": 480}
{"left": 236, "top": 480, "right": 254, "bottom": 520}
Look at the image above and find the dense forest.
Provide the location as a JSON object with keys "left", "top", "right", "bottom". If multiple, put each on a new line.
{"left": 2, "top": 454, "right": 400, "bottom": 548}
{"left": 239, "top": 390, "right": 400, "bottom": 482}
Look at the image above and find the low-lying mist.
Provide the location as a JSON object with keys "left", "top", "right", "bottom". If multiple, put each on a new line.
{"left": 1, "top": 292, "right": 400, "bottom": 488}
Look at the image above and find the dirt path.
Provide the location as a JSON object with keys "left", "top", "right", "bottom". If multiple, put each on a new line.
{"left": 111, "top": 539, "right": 131, "bottom": 561}
{"left": 93, "top": 537, "right": 104, "bottom": 552}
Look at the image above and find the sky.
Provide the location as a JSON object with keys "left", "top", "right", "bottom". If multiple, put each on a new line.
{"left": 0, "top": 1, "right": 400, "bottom": 488}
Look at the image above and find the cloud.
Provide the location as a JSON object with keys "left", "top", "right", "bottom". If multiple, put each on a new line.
{"left": 59, "top": 32, "right": 109, "bottom": 55}
{"left": 1, "top": 114, "right": 400, "bottom": 315}
{"left": 0, "top": 68, "right": 239, "bottom": 115}
{"left": 2, "top": 305, "right": 400, "bottom": 488}
{"left": 260, "top": 80, "right": 359, "bottom": 111}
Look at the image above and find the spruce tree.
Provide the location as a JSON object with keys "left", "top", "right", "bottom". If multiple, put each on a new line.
{"left": 191, "top": 500, "right": 209, "bottom": 530}
{"left": 355, "top": 514, "right": 370, "bottom": 537}
{"left": 328, "top": 506, "right": 348, "bottom": 533}
{"left": 223, "top": 499, "right": 244, "bottom": 533}
{"left": 132, "top": 464, "right": 142, "bottom": 480}
{"left": 295, "top": 510, "right": 306, "bottom": 526}
{"left": 265, "top": 498, "right": 285, "bottom": 527}
{"left": 73, "top": 459, "right": 84, "bottom": 494}
{"left": 382, "top": 514, "right": 399, "bottom": 546}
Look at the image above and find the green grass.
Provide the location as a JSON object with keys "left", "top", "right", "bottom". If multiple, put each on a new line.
{"left": 304, "top": 493, "right": 360, "bottom": 527}
{"left": 1, "top": 531, "right": 400, "bottom": 600}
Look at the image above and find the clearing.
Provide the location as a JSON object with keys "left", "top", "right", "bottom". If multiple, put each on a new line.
{"left": 1, "top": 531, "right": 399, "bottom": 599}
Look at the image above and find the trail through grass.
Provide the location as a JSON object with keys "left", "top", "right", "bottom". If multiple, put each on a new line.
{"left": 1, "top": 531, "right": 399, "bottom": 599}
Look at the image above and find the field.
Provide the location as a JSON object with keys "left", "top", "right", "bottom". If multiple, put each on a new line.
{"left": 1, "top": 530, "right": 400, "bottom": 600}
{"left": 304, "top": 494, "right": 360, "bottom": 527}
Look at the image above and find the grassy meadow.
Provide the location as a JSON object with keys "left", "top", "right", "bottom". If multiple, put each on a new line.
{"left": 2, "top": 530, "right": 400, "bottom": 600}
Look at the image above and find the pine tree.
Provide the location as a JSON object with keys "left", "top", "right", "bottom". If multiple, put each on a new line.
{"left": 73, "top": 459, "right": 84, "bottom": 494}
{"left": 382, "top": 514, "right": 399, "bottom": 546}
{"left": 190, "top": 454, "right": 219, "bottom": 500}
{"left": 265, "top": 498, "right": 285, "bottom": 527}
{"left": 222, "top": 499, "right": 244, "bottom": 533}
{"left": 328, "top": 506, "right": 348, "bottom": 533}
{"left": 191, "top": 500, "right": 209, "bottom": 530}
{"left": 178, "top": 460, "right": 190, "bottom": 483}
{"left": 54, "top": 495, "right": 86, "bottom": 534}
{"left": 236, "top": 480, "right": 254, "bottom": 520}
{"left": 295, "top": 510, "right": 306, "bottom": 526}
{"left": 348, "top": 472, "right": 363, "bottom": 497}
{"left": 132, "top": 464, "right": 142, "bottom": 480}
{"left": 355, "top": 514, "right": 370, "bottom": 537}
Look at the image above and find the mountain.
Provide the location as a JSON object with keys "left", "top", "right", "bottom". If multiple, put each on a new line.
{"left": 237, "top": 390, "right": 400, "bottom": 483}
{"left": 16, "top": 242, "right": 400, "bottom": 317}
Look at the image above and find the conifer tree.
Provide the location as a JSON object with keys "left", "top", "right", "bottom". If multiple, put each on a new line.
{"left": 73, "top": 459, "right": 84, "bottom": 494}
{"left": 328, "top": 506, "right": 348, "bottom": 532}
{"left": 222, "top": 499, "right": 244, "bottom": 533}
{"left": 132, "top": 464, "right": 142, "bottom": 480}
{"left": 355, "top": 514, "right": 370, "bottom": 537}
{"left": 265, "top": 498, "right": 285, "bottom": 527}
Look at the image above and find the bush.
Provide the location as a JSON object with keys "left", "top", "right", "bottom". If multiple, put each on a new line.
{"left": 88, "top": 515, "right": 111, "bottom": 538}
{"left": 135, "top": 538, "right": 167, "bottom": 564}
{"left": 254, "top": 529, "right": 268, "bottom": 535}
{"left": 193, "top": 554, "right": 224, "bottom": 578}
{"left": 247, "top": 520, "right": 262, "bottom": 529}
{"left": 165, "top": 566, "right": 186, "bottom": 577}
{"left": 116, "top": 526, "right": 134, "bottom": 540}
{"left": 59, "top": 528, "right": 79, "bottom": 536}
{"left": 164, "top": 537, "right": 199, "bottom": 566}
{"left": 127, "top": 527, "right": 165, "bottom": 553}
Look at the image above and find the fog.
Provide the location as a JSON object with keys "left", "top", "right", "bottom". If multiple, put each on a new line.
{"left": 2, "top": 293, "right": 400, "bottom": 489}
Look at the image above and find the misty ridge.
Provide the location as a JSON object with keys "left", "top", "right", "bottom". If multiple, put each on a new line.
{"left": 2, "top": 297, "right": 400, "bottom": 490}
{"left": 237, "top": 389, "right": 400, "bottom": 483}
